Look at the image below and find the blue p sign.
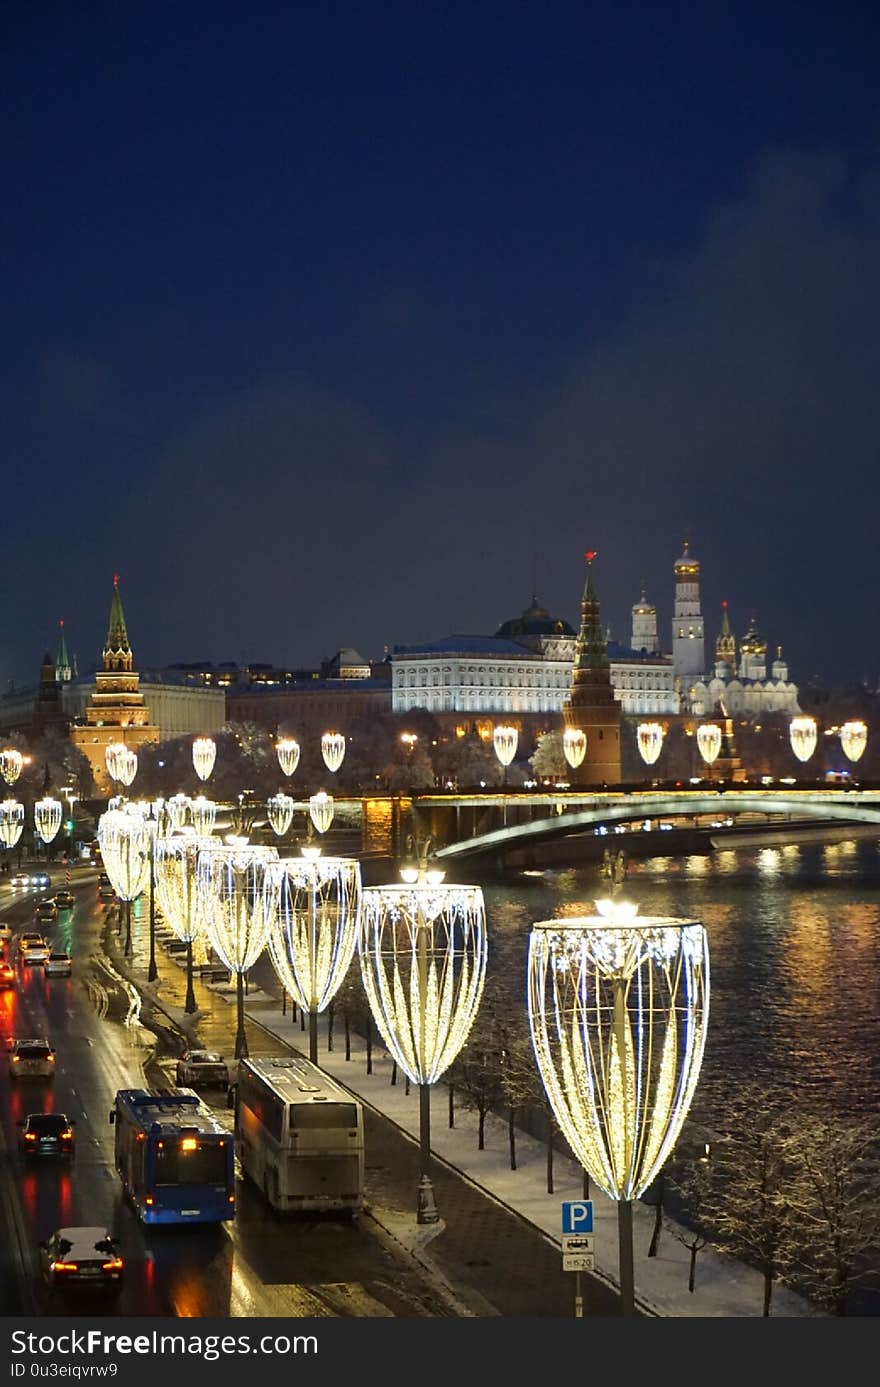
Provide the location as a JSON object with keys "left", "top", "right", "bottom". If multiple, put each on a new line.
{"left": 561, "top": 1200, "right": 594, "bottom": 1234}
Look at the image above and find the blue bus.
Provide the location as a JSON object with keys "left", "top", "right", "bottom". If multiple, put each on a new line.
{"left": 109, "top": 1089, "right": 235, "bottom": 1225}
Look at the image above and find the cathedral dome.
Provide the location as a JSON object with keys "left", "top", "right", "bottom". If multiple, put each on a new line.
{"left": 673, "top": 541, "right": 700, "bottom": 577}
{"left": 495, "top": 596, "right": 575, "bottom": 640}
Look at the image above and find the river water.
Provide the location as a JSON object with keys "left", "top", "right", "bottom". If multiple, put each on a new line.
{"left": 482, "top": 836, "right": 880, "bottom": 1127}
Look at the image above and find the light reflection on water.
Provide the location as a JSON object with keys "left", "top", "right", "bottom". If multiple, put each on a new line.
{"left": 483, "top": 837, "right": 880, "bottom": 1123}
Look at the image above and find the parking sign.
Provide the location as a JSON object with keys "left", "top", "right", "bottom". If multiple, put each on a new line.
{"left": 561, "top": 1200, "right": 593, "bottom": 1235}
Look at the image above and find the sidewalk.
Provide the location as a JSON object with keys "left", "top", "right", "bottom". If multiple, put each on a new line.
{"left": 110, "top": 909, "right": 818, "bottom": 1318}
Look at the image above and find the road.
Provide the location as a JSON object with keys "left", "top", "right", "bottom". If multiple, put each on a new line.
{"left": 0, "top": 868, "right": 453, "bottom": 1319}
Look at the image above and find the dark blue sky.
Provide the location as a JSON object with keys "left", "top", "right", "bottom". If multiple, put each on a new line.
{"left": 3, "top": 1, "right": 878, "bottom": 686}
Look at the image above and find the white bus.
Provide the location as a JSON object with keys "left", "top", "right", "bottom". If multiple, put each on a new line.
{"left": 232, "top": 1056, "right": 365, "bottom": 1215}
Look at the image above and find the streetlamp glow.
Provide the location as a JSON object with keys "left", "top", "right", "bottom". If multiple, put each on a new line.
{"left": 528, "top": 903, "right": 709, "bottom": 1315}
{"left": 493, "top": 725, "right": 518, "bottom": 768}
{"left": 276, "top": 738, "right": 301, "bottom": 778}
{"left": 34, "top": 797, "right": 63, "bottom": 845}
{"left": 0, "top": 749, "right": 23, "bottom": 786}
{"left": 321, "top": 732, "right": 346, "bottom": 774}
{"left": 189, "top": 795, "right": 216, "bottom": 837}
{"left": 0, "top": 799, "right": 24, "bottom": 849}
{"left": 636, "top": 722, "right": 665, "bottom": 767}
{"left": 308, "top": 792, "right": 334, "bottom": 835}
{"left": 563, "top": 727, "right": 587, "bottom": 770}
{"left": 197, "top": 843, "right": 278, "bottom": 1058}
{"left": 97, "top": 808, "right": 151, "bottom": 957}
{"left": 167, "top": 793, "right": 191, "bottom": 832}
{"left": 839, "top": 720, "right": 868, "bottom": 763}
{"left": 155, "top": 835, "right": 212, "bottom": 1013}
{"left": 789, "top": 716, "right": 818, "bottom": 764}
{"left": 192, "top": 737, "right": 216, "bottom": 782}
{"left": 265, "top": 854, "right": 362, "bottom": 1063}
{"left": 266, "top": 793, "right": 295, "bottom": 837}
{"left": 696, "top": 723, "right": 722, "bottom": 766}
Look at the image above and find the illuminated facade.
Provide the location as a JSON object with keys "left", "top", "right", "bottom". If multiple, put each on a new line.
{"left": 671, "top": 541, "right": 706, "bottom": 685}
{"left": 686, "top": 604, "right": 800, "bottom": 717}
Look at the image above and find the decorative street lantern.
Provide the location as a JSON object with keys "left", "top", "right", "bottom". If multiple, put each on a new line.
{"left": 197, "top": 843, "right": 278, "bottom": 1059}
{"left": 321, "top": 732, "right": 346, "bottom": 774}
{"left": 189, "top": 795, "right": 216, "bottom": 837}
{"left": 34, "top": 797, "right": 63, "bottom": 845}
{"left": 276, "top": 738, "right": 301, "bottom": 778}
{"left": 309, "top": 792, "right": 334, "bottom": 835}
{"left": 839, "top": 720, "right": 868, "bottom": 764}
{"left": 493, "top": 725, "right": 518, "bottom": 769}
{"left": 696, "top": 723, "right": 722, "bottom": 766}
{"left": 636, "top": 722, "right": 665, "bottom": 767}
{"left": 167, "top": 793, "right": 191, "bottom": 832}
{"left": 192, "top": 737, "right": 217, "bottom": 782}
{"left": 0, "top": 799, "right": 25, "bottom": 849}
{"left": 528, "top": 901, "right": 709, "bottom": 1315}
{"left": 105, "top": 742, "right": 137, "bottom": 788}
{"left": 563, "top": 727, "right": 587, "bottom": 770}
{"left": 360, "top": 847, "right": 487, "bottom": 1224}
{"left": 789, "top": 716, "right": 817, "bottom": 764}
{"left": 155, "top": 835, "right": 212, "bottom": 1014}
{"left": 104, "top": 743, "right": 124, "bottom": 782}
{"left": 267, "top": 793, "right": 295, "bottom": 837}
{"left": 0, "top": 749, "right": 23, "bottom": 786}
{"left": 97, "top": 808, "right": 151, "bottom": 957}
{"left": 265, "top": 853, "right": 362, "bottom": 1063}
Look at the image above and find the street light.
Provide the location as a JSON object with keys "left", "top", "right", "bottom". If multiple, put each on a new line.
{"left": 276, "top": 738, "right": 301, "bottom": 778}
{"left": 696, "top": 723, "right": 722, "bottom": 767}
{"left": 189, "top": 795, "right": 216, "bottom": 837}
{"left": 105, "top": 743, "right": 138, "bottom": 789}
{"left": 839, "top": 720, "right": 868, "bottom": 763}
{"left": 0, "top": 749, "right": 23, "bottom": 786}
{"left": 0, "top": 799, "right": 24, "bottom": 850}
{"left": 265, "top": 851, "right": 362, "bottom": 1063}
{"left": 636, "top": 722, "right": 665, "bottom": 767}
{"left": 97, "top": 807, "right": 151, "bottom": 958}
{"left": 563, "top": 727, "right": 587, "bottom": 770}
{"left": 167, "top": 792, "right": 191, "bottom": 832}
{"left": 154, "top": 833, "right": 210, "bottom": 1012}
{"left": 789, "top": 716, "right": 817, "bottom": 764}
{"left": 360, "top": 840, "right": 487, "bottom": 1224}
{"left": 527, "top": 899, "right": 709, "bottom": 1316}
{"left": 192, "top": 737, "right": 217, "bottom": 782}
{"left": 34, "top": 797, "right": 63, "bottom": 846}
{"left": 197, "top": 842, "right": 278, "bottom": 1059}
{"left": 308, "top": 792, "right": 334, "bottom": 835}
{"left": 267, "top": 793, "right": 295, "bottom": 837}
{"left": 321, "top": 732, "right": 346, "bottom": 774}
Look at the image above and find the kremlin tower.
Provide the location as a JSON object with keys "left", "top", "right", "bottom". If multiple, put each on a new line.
{"left": 671, "top": 541, "right": 705, "bottom": 687}
{"left": 631, "top": 581, "right": 659, "bottom": 654}
{"left": 562, "top": 552, "right": 621, "bottom": 786}
{"left": 70, "top": 576, "right": 159, "bottom": 794}
{"left": 714, "top": 601, "right": 735, "bottom": 678}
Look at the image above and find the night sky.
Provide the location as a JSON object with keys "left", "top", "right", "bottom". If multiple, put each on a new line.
{"left": 3, "top": 2, "right": 878, "bottom": 688}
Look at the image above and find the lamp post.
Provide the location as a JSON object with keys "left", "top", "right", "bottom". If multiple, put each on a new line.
{"left": 154, "top": 833, "right": 211, "bottom": 1013}
{"left": 839, "top": 720, "right": 867, "bottom": 764}
{"left": 321, "top": 732, "right": 346, "bottom": 775}
{"left": 267, "top": 793, "right": 295, "bottom": 837}
{"left": 189, "top": 796, "right": 216, "bottom": 837}
{"left": 527, "top": 898, "right": 709, "bottom": 1316}
{"left": 276, "top": 738, "right": 301, "bottom": 779}
{"left": 359, "top": 838, "right": 487, "bottom": 1224}
{"left": 192, "top": 736, "right": 217, "bottom": 783}
{"left": 696, "top": 723, "right": 722, "bottom": 772}
{"left": 265, "top": 851, "right": 362, "bottom": 1064}
{"left": 97, "top": 807, "right": 151, "bottom": 959}
{"left": 493, "top": 725, "right": 518, "bottom": 825}
{"left": 789, "top": 716, "right": 817, "bottom": 766}
{"left": 140, "top": 799, "right": 175, "bottom": 983}
{"left": 0, "top": 799, "right": 25, "bottom": 869}
{"left": 563, "top": 727, "right": 587, "bottom": 771}
{"left": 308, "top": 792, "right": 334, "bottom": 835}
{"left": 197, "top": 842, "right": 278, "bottom": 1059}
{"left": 0, "top": 749, "right": 24, "bottom": 788}
{"left": 34, "top": 797, "right": 63, "bottom": 847}
{"left": 636, "top": 721, "right": 665, "bottom": 772}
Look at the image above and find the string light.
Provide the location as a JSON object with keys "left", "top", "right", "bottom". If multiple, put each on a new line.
{"left": 321, "top": 732, "right": 346, "bottom": 774}
{"left": 839, "top": 720, "right": 868, "bottom": 763}
{"left": 636, "top": 722, "right": 665, "bottom": 766}
{"left": 0, "top": 749, "right": 23, "bottom": 786}
{"left": 192, "top": 737, "right": 217, "bottom": 782}
{"left": 167, "top": 793, "right": 191, "bottom": 832}
{"left": 563, "top": 727, "right": 587, "bottom": 769}
{"left": 34, "top": 797, "right": 63, "bottom": 844}
{"left": 309, "top": 792, "right": 334, "bottom": 835}
{"left": 154, "top": 837, "right": 211, "bottom": 947}
{"left": 196, "top": 844, "right": 278, "bottom": 975}
{"left": 527, "top": 906, "right": 709, "bottom": 1202}
{"left": 789, "top": 716, "right": 817, "bottom": 763}
{"left": 266, "top": 793, "right": 295, "bottom": 837}
{"left": 358, "top": 882, "right": 487, "bottom": 1085}
{"left": 276, "top": 738, "right": 301, "bottom": 778}
{"left": 0, "top": 799, "right": 24, "bottom": 849}
{"left": 265, "top": 855, "right": 362, "bottom": 1019}
{"left": 696, "top": 724, "right": 722, "bottom": 765}
{"left": 189, "top": 795, "right": 216, "bottom": 837}
{"left": 96, "top": 809, "right": 151, "bottom": 902}
{"left": 492, "top": 725, "right": 518, "bottom": 768}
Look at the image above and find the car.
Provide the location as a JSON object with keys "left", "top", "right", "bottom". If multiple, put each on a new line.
{"left": 8, "top": 1039, "right": 56, "bottom": 1078}
{"left": 44, "top": 952, "right": 72, "bottom": 979}
{"left": 34, "top": 899, "right": 57, "bottom": 923}
{"left": 10, "top": 873, "right": 32, "bottom": 891}
{"left": 21, "top": 938, "right": 50, "bottom": 966}
{"left": 18, "top": 931, "right": 47, "bottom": 956}
{"left": 98, "top": 873, "right": 112, "bottom": 888}
{"left": 38, "top": 1228, "right": 123, "bottom": 1295}
{"left": 19, "top": 1112, "right": 75, "bottom": 1157}
{"left": 97, "top": 883, "right": 115, "bottom": 902}
{"left": 0, "top": 921, "right": 11, "bottom": 944}
{"left": 0, "top": 961, "right": 15, "bottom": 988}
{"left": 30, "top": 871, "right": 51, "bottom": 891}
{"left": 176, "top": 1049, "right": 230, "bottom": 1088}
{"left": 52, "top": 890, "right": 74, "bottom": 911}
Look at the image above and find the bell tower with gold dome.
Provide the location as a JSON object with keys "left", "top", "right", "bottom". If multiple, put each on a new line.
{"left": 70, "top": 576, "right": 160, "bottom": 794}
{"left": 672, "top": 540, "right": 705, "bottom": 685}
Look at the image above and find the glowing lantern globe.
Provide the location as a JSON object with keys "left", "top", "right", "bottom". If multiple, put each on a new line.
{"left": 493, "top": 725, "right": 518, "bottom": 768}
{"left": 167, "top": 793, "right": 191, "bottom": 832}
{"left": 197, "top": 843, "right": 278, "bottom": 1058}
{"left": 105, "top": 743, "right": 137, "bottom": 787}
{"left": 839, "top": 720, "right": 868, "bottom": 763}
{"left": 34, "top": 797, "right": 63, "bottom": 844}
{"left": 321, "top": 732, "right": 346, "bottom": 774}
{"left": 276, "top": 738, "right": 301, "bottom": 778}
{"left": 265, "top": 854, "right": 362, "bottom": 1062}
{"left": 154, "top": 836, "right": 213, "bottom": 1014}
{"left": 309, "top": 792, "right": 334, "bottom": 835}
{"left": 189, "top": 796, "right": 216, "bottom": 837}
{"left": 0, "top": 749, "right": 23, "bottom": 786}
{"left": 636, "top": 722, "right": 665, "bottom": 766}
{"left": 97, "top": 807, "right": 152, "bottom": 956}
{"left": 696, "top": 724, "right": 722, "bottom": 766}
{"left": 789, "top": 716, "right": 817, "bottom": 763}
{"left": 192, "top": 737, "right": 217, "bottom": 782}
{"left": 267, "top": 793, "right": 295, "bottom": 837}
{"left": 563, "top": 727, "right": 587, "bottom": 770}
{"left": 0, "top": 799, "right": 25, "bottom": 848}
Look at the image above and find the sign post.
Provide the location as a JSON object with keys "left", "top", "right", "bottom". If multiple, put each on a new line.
{"left": 561, "top": 1202, "right": 594, "bottom": 1317}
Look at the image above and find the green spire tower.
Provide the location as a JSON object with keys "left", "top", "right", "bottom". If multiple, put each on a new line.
{"left": 563, "top": 551, "right": 621, "bottom": 786}
{"left": 55, "top": 619, "right": 72, "bottom": 683}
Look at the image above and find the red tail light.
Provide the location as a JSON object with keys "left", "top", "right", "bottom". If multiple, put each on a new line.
{"left": 144, "top": 1196, "right": 154, "bottom": 1206}
{"left": 60, "top": 1130, "right": 73, "bottom": 1140}
{"left": 24, "top": 1132, "right": 37, "bottom": 1141}
{"left": 52, "top": 1261, "right": 78, "bottom": 1272}
{"left": 103, "top": 1258, "right": 123, "bottom": 1272}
